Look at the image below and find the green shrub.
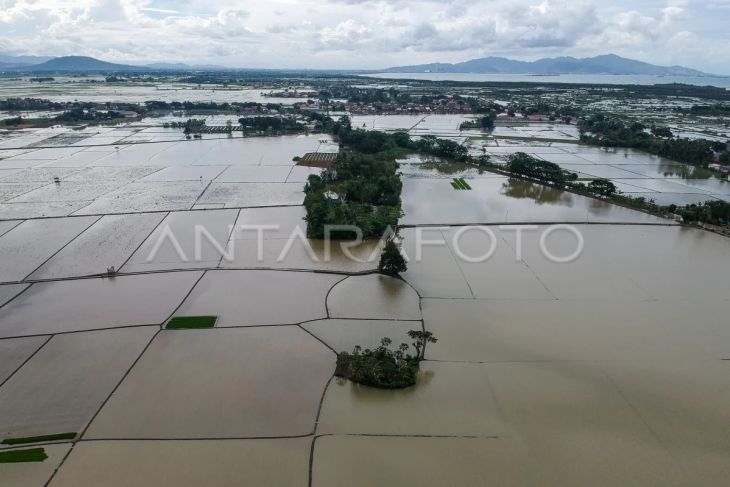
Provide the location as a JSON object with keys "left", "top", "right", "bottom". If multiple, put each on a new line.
{"left": 0, "top": 448, "right": 48, "bottom": 463}
{"left": 2, "top": 432, "right": 76, "bottom": 445}
{"left": 166, "top": 316, "right": 217, "bottom": 329}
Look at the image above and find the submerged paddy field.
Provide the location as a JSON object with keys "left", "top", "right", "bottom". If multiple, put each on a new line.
{"left": 1, "top": 76, "right": 730, "bottom": 486}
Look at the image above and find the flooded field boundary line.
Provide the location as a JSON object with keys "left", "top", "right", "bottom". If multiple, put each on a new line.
{"left": 215, "top": 208, "right": 242, "bottom": 268}
{"left": 0, "top": 335, "right": 52, "bottom": 390}
{"left": 44, "top": 328, "right": 162, "bottom": 487}
{"left": 161, "top": 270, "right": 209, "bottom": 328}
{"left": 308, "top": 432, "right": 501, "bottom": 485}
{"left": 324, "top": 275, "right": 350, "bottom": 319}
{"left": 601, "top": 370, "right": 685, "bottom": 468}
{"left": 298, "top": 326, "right": 338, "bottom": 355}
{"left": 20, "top": 215, "right": 102, "bottom": 282}
{"left": 1, "top": 267, "right": 381, "bottom": 287}
{"left": 0, "top": 282, "right": 32, "bottom": 308}
{"left": 67, "top": 177, "right": 144, "bottom": 217}
{"left": 0, "top": 204, "right": 303, "bottom": 223}
{"left": 497, "top": 233, "right": 558, "bottom": 300}
{"left": 308, "top": 372, "right": 336, "bottom": 486}
{"left": 0, "top": 220, "right": 21, "bottom": 237}
{"left": 400, "top": 221, "right": 678, "bottom": 228}
{"left": 1, "top": 181, "right": 57, "bottom": 204}
{"left": 0, "top": 132, "right": 332, "bottom": 153}
{"left": 440, "top": 229, "right": 476, "bottom": 299}
{"left": 116, "top": 212, "right": 172, "bottom": 272}
{"left": 0, "top": 324, "right": 161, "bottom": 342}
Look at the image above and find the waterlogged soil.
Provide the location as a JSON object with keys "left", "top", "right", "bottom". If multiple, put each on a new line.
{"left": 0, "top": 216, "right": 98, "bottom": 282}
{"left": 0, "top": 336, "right": 46, "bottom": 384}
{"left": 0, "top": 272, "right": 203, "bottom": 337}
{"left": 84, "top": 327, "right": 334, "bottom": 439}
{"left": 401, "top": 177, "right": 667, "bottom": 225}
{"left": 121, "top": 209, "right": 238, "bottom": 273}
{"left": 0, "top": 327, "right": 156, "bottom": 439}
{"left": 0, "top": 283, "right": 28, "bottom": 307}
{"left": 317, "top": 361, "right": 508, "bottom": 436}
{"left": 173, "top": 270, "right": 341, "bottom": 327}
{"left": 49, "top": 439, "right": 310, "bottom": 487}
{"left": 302, "top": 319, "right": 418, "bottom": 354}
{"left": 196, "top": 182, "right": 305, "bottom": 208}
{"left": 0, "top": 135, "right": 335, "bottom": 218}
{"left": 0, "top": 444, "right": 71, "bottom": 487}
{"left": 477, "top": 143, "right": 730, "bottom": 205}
{"left": 221, "top": 237, "right": 382, "bottom": 272}
{"left": 327, "top": 274, "right": 422, "bottom": 321}
{"left": 29, "top": 213, "right": 165, "bottom": 280}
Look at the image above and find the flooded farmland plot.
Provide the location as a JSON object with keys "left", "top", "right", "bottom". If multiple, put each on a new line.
{"left": 0, "top": 132, "right": 334, "bottom": 219}
{"left": 0, "top": 444, "right": 71, "bottom": 487}
{"left": 0, "top": 327, "right": 157, "bottom": 439}
{"left": 49, "top": 439, "right": 310, "bottom": 487}
{"left": 84, "top": 327, "right": 334, "bottom": 439}
{"left": 401, "top": 177, "right": 667, "bottom": 225}
{"left": 0, "top": 271, "right": 203, "bottom": 337}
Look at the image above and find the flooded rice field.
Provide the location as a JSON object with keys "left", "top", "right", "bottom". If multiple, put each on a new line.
{"left": 401, "top": 177, "right": 667, "bottom": 225}
{"left": 1, "top": 125, "right": 730, "bottom": 486}
{"left": 476, "top": 142, "right": 730, "bottom": 205}
{"left": 1, "top": 132, "right": 335, "bottom": 219}
{"left": 0, "top": 77, "right": 324, "bottom": 105}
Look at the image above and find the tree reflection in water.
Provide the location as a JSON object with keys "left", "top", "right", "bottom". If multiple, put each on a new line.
{"left": 500, "top": 178, "right": 572, "bottom": 205}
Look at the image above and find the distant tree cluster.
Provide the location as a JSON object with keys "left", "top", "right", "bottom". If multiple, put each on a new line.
{"left": 0, "top": 98, "right": 67, "bottom": 110}
{"left": 578, "top": 114, "right": 717, "bottom": 167}
{"left": 672, "top": 200, "right": 730, "bottom": 226}
{"left": 53, "top": 108, "right": 121, "bottom": 123}
{"left": 505, "top": 152, "right": 577, "bottom": 187}
{"left": 676, "top": 104, "right": 730, "bottom": 116}
{"left": 1, "top": 116, "right": 23, "bottom": 126}
{"left": 146, "top": 100, "right": 264, "bottom": 112}
{"left": 459, "top": 112, "right": 497, "bottom": 131}
{"left": 238, "top": 116, "right": 304, "bottom": 133}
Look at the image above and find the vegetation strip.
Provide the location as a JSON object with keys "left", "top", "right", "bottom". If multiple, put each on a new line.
{"left": 451, "top": 178, "right": 472, "bottom": 190}
{"left": 0, "top": 448, "right": 48, "bottom": 463}
{"left": 166, "top": 316, "right": 218, "bottom": 329}
{"left": 2, "top": 432, "right": 76, "bottom": 445}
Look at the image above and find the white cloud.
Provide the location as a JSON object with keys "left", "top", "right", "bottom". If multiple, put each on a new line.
{"left": 0, "top": 0, "right": 726, "bottom": 73}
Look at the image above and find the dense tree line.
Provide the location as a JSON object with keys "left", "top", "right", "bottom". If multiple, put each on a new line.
{"left": 146, "top": 101, "right": 263, "bottom": 111}
{"left": 238, "top": 116, "right": 305, "bottom": 133}
{"left": 670, "top": 200, "right": 730, "bottom": 226}
{"left": 0, "top": 98, "right": 67, "bottom": 110}
{"left": 53, "top": 108, "right": 121, "bottom": 122}
{"left": 504, "top": 152, "right": 577, "bottom": 187}
{"left": 676, "top": 104, "right": 730, "bottom": 116}
{"left": 304, "top": 121, "right": 406, "bottom": 239}
{"left": 459, "top": 112, "right": 497, "bottom": 131}
{"left": 578, "top": 114, "right": 722, "bottom": 167}
{"left": 1, "top": 116, "right": 23, "bottom": 126}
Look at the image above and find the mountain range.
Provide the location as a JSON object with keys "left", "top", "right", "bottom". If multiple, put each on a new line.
{"left": 0, "top": 53, "right": 716, "bottom": 76}
{"left": 384, "top": 54, "right": 711, "bottom": 76}
{"left": 0, "top": 56, "right": 224, "bottom": 73}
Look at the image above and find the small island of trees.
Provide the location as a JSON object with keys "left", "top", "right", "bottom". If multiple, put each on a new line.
{"left": 335, "top": 330, "right": 437, "bottom": 389}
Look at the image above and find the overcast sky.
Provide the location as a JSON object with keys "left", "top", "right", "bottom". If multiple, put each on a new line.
{"left": 1, "top": 0, "right": 728, "bottom": 73}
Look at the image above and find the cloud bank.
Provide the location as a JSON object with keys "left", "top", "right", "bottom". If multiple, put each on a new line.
{"left": 0, "top": 0, "right": 727, "bottom": 73}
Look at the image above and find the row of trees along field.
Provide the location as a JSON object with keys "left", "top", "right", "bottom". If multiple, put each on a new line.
{"left": 578, "top": 114, "right": 727, "bottom": 167}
